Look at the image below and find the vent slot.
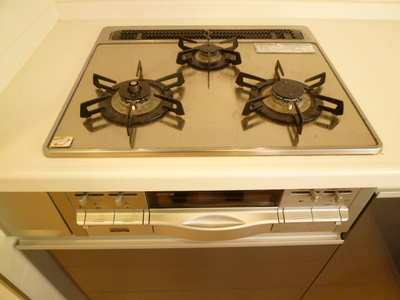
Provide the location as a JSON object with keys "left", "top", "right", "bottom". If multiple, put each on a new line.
{"left": 110, "top": 29, "right": 303, "bottom": 40}
{"left": 110, "top": 228, "right": 130, "bottom": 233}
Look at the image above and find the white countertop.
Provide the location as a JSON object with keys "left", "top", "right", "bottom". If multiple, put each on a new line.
{"left": 1, "top": 8, "right": 400, "bottom": 192}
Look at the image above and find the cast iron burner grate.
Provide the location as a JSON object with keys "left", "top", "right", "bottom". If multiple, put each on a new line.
{"left": 79, "top": 61, "right": 185, "bottom": 147}
{"left": 236, "top": 60, "right": 344, "bottom": 141}
{"left": 176, "top": 37, "right": 242, "bottom": 71}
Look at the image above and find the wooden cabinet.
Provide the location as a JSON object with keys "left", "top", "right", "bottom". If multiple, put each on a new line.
{"left": 302, "top": 198, "right": 400, "bottom": 299}
{"left": 51, "top": 244, "right": 339, "bottom": 300}
{"left": 0, "top": 193, "right": 71, "bottom": 237}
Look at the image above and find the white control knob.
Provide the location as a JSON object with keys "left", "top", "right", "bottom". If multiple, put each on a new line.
{"left": 79, "top": 194, "right": 88, "bottom": 207}
{"left": 115, "top": 194, "right": 123, "bottom": 207}
{"left": 310, "top": 191, "right": 319, "bottom": 202}
{"left": 334, "top": 191, "right": 343, "bottom": 203}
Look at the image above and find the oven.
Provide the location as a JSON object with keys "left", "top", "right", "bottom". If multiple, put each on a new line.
{"left": 12, "top": 188, "right": 375, "bottom": 249}
{"left": 37, "top": 26, "right": 380, "bottom": 246}
{"left": 7, "top": 188, "right": 380, "bottom": 299}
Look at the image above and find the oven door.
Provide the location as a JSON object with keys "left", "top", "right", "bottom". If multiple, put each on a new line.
{"left": 147, "top": 190, "right": 282, "bottom": 241}
{"left": 149, "top": 207, "right": 280, "bottom": 241}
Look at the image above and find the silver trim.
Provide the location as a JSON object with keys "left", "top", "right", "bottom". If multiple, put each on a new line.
{"left": 44, "top": 144, "right": 382, "bottom": 157}
{"left": 16, "top": 232, "right": 344, "bottom": 249}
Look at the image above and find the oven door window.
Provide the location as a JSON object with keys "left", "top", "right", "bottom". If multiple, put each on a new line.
{"left": 146, "top": 190, "right": 283, "bottom": 208}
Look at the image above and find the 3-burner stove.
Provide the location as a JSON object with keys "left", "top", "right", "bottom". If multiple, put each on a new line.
{"left": 44, "top": 26, "right": 381, "bottom": 157}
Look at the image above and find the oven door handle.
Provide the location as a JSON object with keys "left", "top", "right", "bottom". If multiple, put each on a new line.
{"left": 149, "top": 208, "right": 280, "bottom": 232}
{"left": 182, "top": 215, "right": 246, "bottom": 229}
{"left": 150, "top": 208, "right": 279, "bottom": 241}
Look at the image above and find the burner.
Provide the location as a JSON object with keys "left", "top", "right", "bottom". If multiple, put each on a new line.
{"left": 80, "top": 61, "right": 185, "bottom": 147}
{"left": 272, "top": 79, "right": 304, "bottom": 103}
{"left": 98, "top": 78, "right": 183, "bottom": 126}
{"left": 176, "top": 37, "right": 241, "bottom": 71}
{"left": 81, "top": 62, "right": 184, "bottom": 125}
{"left": 236, "top": 60, "right": 344, "bottom": 134}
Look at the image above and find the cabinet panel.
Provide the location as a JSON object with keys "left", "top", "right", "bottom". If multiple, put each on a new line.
{"left": 52, "top": 245, "right": 338, "bottom": 300}
{"left": 302, "top": 199, "right": 400, "bottom": 299}
{"left": 0, "top": 193, "right": 71, "bottom": 237}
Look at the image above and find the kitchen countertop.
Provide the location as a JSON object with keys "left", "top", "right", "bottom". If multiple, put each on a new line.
{"left": 1, "top": 12, "right": 400, "bottom": 192}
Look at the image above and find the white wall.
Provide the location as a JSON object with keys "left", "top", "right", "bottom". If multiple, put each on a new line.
{"left": 0, "top": 3, "right": 84, "bottom": 298}
{"left": 0, "top": 230, "right": 87, "bottom": 300}
{"left": 0, "top": 0, "right": 58, "bottom": 93}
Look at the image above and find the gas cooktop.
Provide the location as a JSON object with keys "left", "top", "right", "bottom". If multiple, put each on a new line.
{"left": 44, "top": 26, "right": 382, "bottom": 157}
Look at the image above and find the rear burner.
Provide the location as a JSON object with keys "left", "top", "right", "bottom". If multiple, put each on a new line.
{"left": 176, "top": 37, "right": 242, "bottom": 71}
{"left": 237, "top": 60, "right": 344, "bottom": 135}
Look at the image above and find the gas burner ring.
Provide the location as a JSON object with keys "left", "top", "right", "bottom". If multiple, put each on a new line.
{"left": 195, "top": 44, "right": 223, "bottom": 65}
{"left": 266, "top": 92, "right": 311, "bottom": 114}
{"left": 119, "top": 80, "right": 152, "bottom": 102}
{"left": 237, "top": 61, "right": 344, "bottom": 133}
{"left": 249, "top": 86, "right": 323, "bottom": 124}
{"left": 271, "top": 79, "right": 305, "bottom": 104}
{"left": 80, "top": 64, "right": 185, "bottom": 141}
{"left": 112, "top": 79, "right": 157, "bottom": 112}
{"left": 176, "top": 37, "right": 242, "bottom": 71}
{"left": 102, "top": 78, "right": 173, "bottom": 125}
{"left": 111, "top": 88, "right": 161, "bottom": 115}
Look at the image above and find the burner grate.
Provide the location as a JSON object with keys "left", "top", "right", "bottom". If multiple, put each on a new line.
{"left": 111, "top": 29, "right": 303, "bottom": 40}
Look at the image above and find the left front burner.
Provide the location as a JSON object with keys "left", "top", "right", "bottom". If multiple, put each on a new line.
{"left": 97, "top": 77, "right": 184, "bottom": 126}
{"left": 79, "top": 61, "right": 185, "bottom": 147}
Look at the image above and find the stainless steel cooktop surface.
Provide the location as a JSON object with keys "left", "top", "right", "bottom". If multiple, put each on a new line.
{"left": 44, "top": 26, "right": 381, "bottom": 157}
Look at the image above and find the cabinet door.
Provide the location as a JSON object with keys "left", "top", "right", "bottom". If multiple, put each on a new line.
{"left": 51, "top": 244, "right": 338, "bottom": 300}
{"left": 302, "top": 197, "right": 400, "bottom": 299}
{"left": 0, "top": 193, "right": 71, "bottom": 237}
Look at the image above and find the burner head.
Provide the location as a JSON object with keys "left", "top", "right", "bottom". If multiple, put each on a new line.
{"left": 99, "top": 79, "right": 176, "bottom": 126}
{"left": 244, "top": 78, "right": 323, "bottom": 125}
{"left": 176, "top": 37, "right": 241, "bottom": 71}
{"left": 272, "top": 79, "right": 304, "bottom": 103}
{"left": 118, "top": 80, "right": 153, "bottom": 110}
{"left": 194, "top": 44, "right": 223, "bottom": 66}
{"left": 189, "top": 44, "right": 228, "bottom": 70}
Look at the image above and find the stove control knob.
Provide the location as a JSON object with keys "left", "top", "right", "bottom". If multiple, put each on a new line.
{"left": 334, "top": 191, "right": 343, "bottom": 203}
{"left": 115, "top": 194, "right": 123, "bottom": 207}
{"left": 310, "top": 191, "right": 319, "bottom": 202}
{"left": 79, "top": 194, "right": 88, "bottom": 207}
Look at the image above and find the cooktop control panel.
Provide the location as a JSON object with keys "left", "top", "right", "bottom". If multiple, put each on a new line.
{"left": 66, "top": 189, "right": 359, "bottom": 227}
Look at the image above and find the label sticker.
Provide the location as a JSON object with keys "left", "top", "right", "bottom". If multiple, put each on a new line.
{"left": 254, "top": 43, "right": 316, "bottom": 54}
{"left": 50, "top": 137, "right": 74, "bottom": 148}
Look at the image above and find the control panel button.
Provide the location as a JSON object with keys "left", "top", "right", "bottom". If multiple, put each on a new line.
{"left": 310, "top": 191, "right": 319, "bottom": 202}
{"left": 115, "top": 194, "right": 123, "bottom": 207}
{"left": 79, "top": 193, "right": 88, "bottom": 207}
{"left": 85, "top": 211, "right": 114, "bottom": 225}
{"left": 77, "top": 211, "right": 86, "bottom": 225}
{"left": 312, "top": 207, "right": 341, "bottom": 222}
{"left": 283, "top": 207, "right": 313, "bottom": 223}
{"left": 114, "top": 211, "right": 144, "bottom": 225}
{"left": 334, "top": 191, "right": 343, "bottom": 203}
{"left": 339, "top": 207, "right": 349, "bottom": 221}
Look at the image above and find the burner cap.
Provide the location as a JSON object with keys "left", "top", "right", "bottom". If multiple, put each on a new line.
{"left": 198, "top": 43, "right": 220, "bottom": 54}
{"left": 272, "top": 79, "right": 304, "bottom": 102}
{"left": 176, "top": 37, "right": 241, "bottom": 71}
{"left": 119, "top": 80, "right": 151, "bottom": 103}
{"left": 195, "top": 43, "right": 223, "bottom": 65}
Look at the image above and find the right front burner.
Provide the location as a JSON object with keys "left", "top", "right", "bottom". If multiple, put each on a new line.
{"left": 236, "top": 60, "right": 344, "bottom": 135}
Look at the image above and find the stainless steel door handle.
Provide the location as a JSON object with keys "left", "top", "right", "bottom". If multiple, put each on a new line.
{"left": 183, "top": 215, "right": 246, "bottom": 228}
